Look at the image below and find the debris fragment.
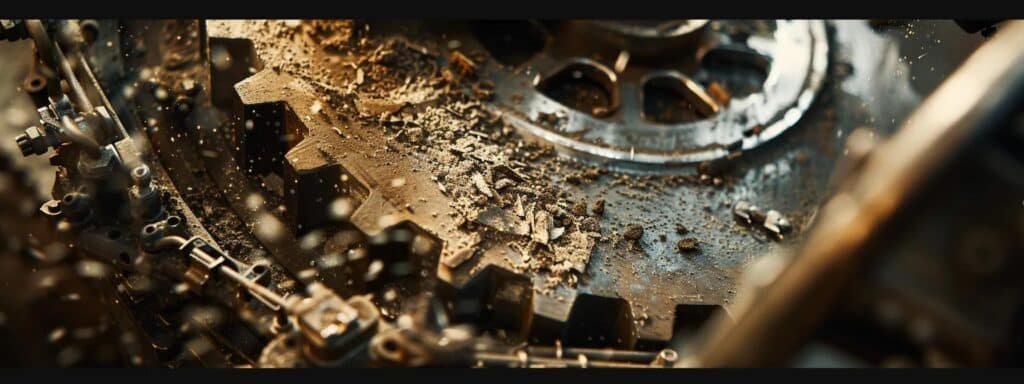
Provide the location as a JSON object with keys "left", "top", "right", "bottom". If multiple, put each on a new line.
{"left": 763, "top": 209, "right": 793, "bottom": 236}
{"left": 707, "top": 81, "right": 732, "bottom": 105}
{"left": 493, "top": 178, "right": 515, "bottom": 191}
{"left": 675, "top": 223, "right": 689, "bottom": 235}
{"left": 571, "top": 202, "right": 587, "bottom": 216}
{"left": 441, "top": 232, "right": 481, "bottom": 269}
{"left": 623, "top": 224, "right": 644, "bottom": 241}
{"left": 613, "top": 50, "right": 630, "bottom": 73}
{"left": 677, "top": 238, "right": 700, "bottom": 253}
{"left": 552, "top": 231, "right": 596, "bottom": 273}
{"left": 472, "top": 173, "right": 493, "bottom": 197}
{"left": 450, "top": 51, "right": 477, "bottom": 77}
{"left": 355, "top": 97, "right": 404, "bottom": 116}
{"left": 550, "top": 226, "right": 566, "bottom": 241}
{"left": 532, "top": 210, "right": 552, "bottom": 245}
{"left": 579, "top": 217, "right": 600, "bottom": 232}
{"left": 734, "top": 200, "right": 793, "bottom": 239}
{"left": 473, "top": 206, "right": 528, "bottom": 235}
{"left": 592, "top": 198, "right": 605, "bottom": 216}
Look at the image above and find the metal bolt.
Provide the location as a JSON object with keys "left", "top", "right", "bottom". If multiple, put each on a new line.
{"left": 173, "top": 95, "right": 193, "bottom": 115}
{"left": 132, "top": 165, "right": 153, "bottom": 193}
{"left": 652, "top": 349, "right": 678, "bottom": 367}
{"left": 15, "top": 126, "right": 53, "bottom": 156}
{"left": 130, "top": 164, "right": 164, "bottom": 222}
{"left": 60, "top": 192, "right": 93, "bottom": 224}
{"left": 15, "top": 133, "right": 34, "bottom": 156}
{"left": 79, "top": 19, "right": 100, "bottom": 46}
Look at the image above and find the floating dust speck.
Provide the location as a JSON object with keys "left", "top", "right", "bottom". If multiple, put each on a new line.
{"left": 184, "top": 337, "right": 214, "bottom": 358}
{"left": 299, "top": 230, "right": 325, "bottom": 251}
{"left": 245, "top": 193, "right": 265, "bottom": 211}
{"left": 210, "top": 45, "right": 233, "bottom": 71}
{"left": 41, "top": 242, "right": 69, "bottom": 263}
{"left": 254, "top": 212, "right": 286, "bottom": 243}
{"left": 185, "top": 306, "right": 225, "bottom": 331}
{"left": 56, "top": 346, "right": 82, "bottom": 367}
{"left": 348, "top": 248, "right": 367, "bottom": 261}
{"left": 411, "top": 234, "right": 437, "bottom": 256}
{"left": 328, "top": 197, "right": 354, "bottom": 220}
{"left": 173, "top": 283, "right": 190, "bottom": 294}
{"left": 297, "top": 268, "right": 318, "bottom": 282}
{"left": 364, "top": 260, "right": 384, "bottom": 282}
{"left": 319, "top": 252, "right": 344, "bottom": 269}
{"left": 76, "top": 260, "right": 109, "bottom": 279}
{"left": 48, "top": 327, "right": 67, "bottom": 343}
{"left": 614, "top": 50, "right": 631, "bottom": 73}
{"left": 153, "top": 86, "right": 169, "bottom": 101}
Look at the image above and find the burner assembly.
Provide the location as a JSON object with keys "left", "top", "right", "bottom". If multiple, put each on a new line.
{"left": 2, "top": 18, "right": 1022, "bottom": 368}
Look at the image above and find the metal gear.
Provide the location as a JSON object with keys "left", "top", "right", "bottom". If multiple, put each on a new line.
{"left": 481, "top": 20, "right": 830, "bottom": 170}
{"left": 113, "top": 19, "right": 917, "bottom": 351}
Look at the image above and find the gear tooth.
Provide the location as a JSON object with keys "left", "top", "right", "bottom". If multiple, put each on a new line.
{"left": 561, "top": 293, "right": 637, "bottom": 349}
{"left": 647, "top": 304, "right": 727, "bottom": 350}
{"left": 282, "top": 138, "right": 343, "bottom": 235}
{"left": 201, "top": 21, "right": 634, "bottom": 352}
{"left": 199, "top": 20, "right": 717, "bottom": 356}
{"left": 447, "top": 264, "right": 533, "bottom": 337}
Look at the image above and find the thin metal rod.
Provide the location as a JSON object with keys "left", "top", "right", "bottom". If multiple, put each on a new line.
{"left": 525, "top": 346, "right": 658, "bottom": 363}
{"left": 26, "top": 20, "right": 94, "bottom": 112}
{"left": 219, "top": 267, "right": 288, "bottom": 308}
{"left": 60, "top": 115, "right": 101, "bottom": 157}
{"left": 151, "top": 235, "right": 288, "bottom": 309}
{"left": 473, "top": 351, "right": 650, "bottom": 368}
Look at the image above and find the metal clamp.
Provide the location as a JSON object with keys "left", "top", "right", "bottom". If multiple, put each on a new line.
{"left": 179, "top": 237, "right": 227, "bottom": 292}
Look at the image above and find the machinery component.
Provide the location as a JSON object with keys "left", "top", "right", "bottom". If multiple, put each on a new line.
{"left": 483, "top": 20, "right": 828, "bottom": 169}
{"left": 3, "top": 18, "right": 1017, "bottom": 368}
{"left": 691, "top": 20, "right": 1024, "bottom": 368}
{"left": 290, "top": 283, "right": 379, "bottom": 365}
{"left": 166, "top": 19, "right": 917, "bottom": 355}
{"left": 1, "top": 20, "right": 28, "bottom": 41}
{"left": 129, "top": 164, "right": 164, "bottom": 222}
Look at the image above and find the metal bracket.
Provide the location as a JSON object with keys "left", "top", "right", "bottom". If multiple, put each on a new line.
{"left": 179, "top": 236, "right": 226, "bottom": 292}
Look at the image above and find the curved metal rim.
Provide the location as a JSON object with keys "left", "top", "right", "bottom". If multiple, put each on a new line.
{"left": 492, "top": 20, "right": 830, "bottom": 168}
